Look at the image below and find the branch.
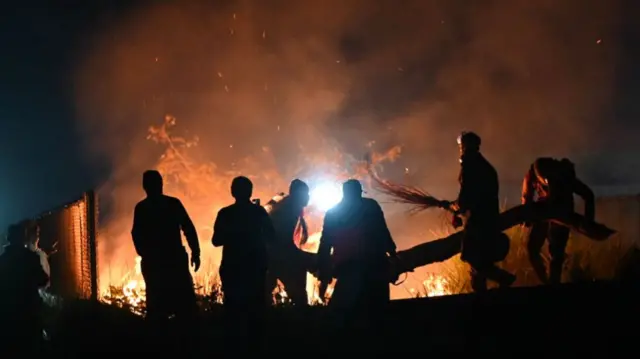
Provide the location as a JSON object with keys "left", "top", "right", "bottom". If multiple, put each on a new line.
{"left": 364, "top": 152, "right": 445, "bottom": 214}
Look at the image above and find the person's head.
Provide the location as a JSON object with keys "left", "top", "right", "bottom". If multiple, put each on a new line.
{"left": 457, "top": 131, "right": 481, "bottom": 157}
{"left": 23, "top": 220, "right": 39, "bottom": 248}
{"left": 342, "top": 179, "right": 363, "bottom": 201}
{"left": 231, "top": 176, "right": 253, "bottom": 201}
{"left": 534, "top": 157, "right": 574, "bottom": 183}
{"left": 289, "top": 179, "right": 310, "bottom": 208}
{"left": 6, "top": 223, "right": 26, "bottom": 247}
{"left": 142, "top": 170, "right": 163, "bottom": 196}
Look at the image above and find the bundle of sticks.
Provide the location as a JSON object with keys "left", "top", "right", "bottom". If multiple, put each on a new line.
{"left": 365, "top": 153, "right": 447, "bottom": 214}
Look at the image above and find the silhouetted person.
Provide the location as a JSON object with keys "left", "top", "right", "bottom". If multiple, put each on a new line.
{"left": 443, "top": 131, "right": 515, "bottom": 292}
{"left": 522, "top": 157, "right": 595, "bottom": 284}
{"left": 212, "top": 176, "right": 276, "bottom": 354}
{"left": 0, "top": 221, "right": 49, "bottom": 352}
{"left": 266, "top": 179, "right": 311, "bottom": 305}
{"left": 317, "top": 179, "right": 396, "bottom": 349}
{"left": 131, "top": 170, "right": 200, "bottom": 347}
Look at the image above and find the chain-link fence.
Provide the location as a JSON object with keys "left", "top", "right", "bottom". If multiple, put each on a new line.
{"left": 27, "top": 191, "right": 99, "bottom": 300}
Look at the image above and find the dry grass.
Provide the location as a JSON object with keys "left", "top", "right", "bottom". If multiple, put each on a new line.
{"left": 403, "top": 199, "right": 639, "bottom": 296}
{"left": 407, "top": 226, "right": 638, "bottom": 296}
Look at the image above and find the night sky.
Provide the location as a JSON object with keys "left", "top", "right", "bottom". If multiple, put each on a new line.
{"left": 0, "top": 1, "right": 638, "bottom": 230}
{"left": 0, "top": 2, "right": 131, "bottom": 226}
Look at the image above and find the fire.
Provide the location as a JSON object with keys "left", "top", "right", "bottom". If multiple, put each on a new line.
{"left": 421, "top": 273, "right": 450, "bottom": 297}
{"left": 96, "top": 116, "right": 445, "bottom": 313}
{"left": 100, "top": 257, "right": 146, "bottom": 315}
{"left": 100, "top": 194, "right": 336, "bottom": 312}
{"left": 407, "top": 273, "right": 452, "bottom": 298}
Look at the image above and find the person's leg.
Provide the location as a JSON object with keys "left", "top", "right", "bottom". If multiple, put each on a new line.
{"left": 221, "top": 279, "right": 249, "bottom": 355}
{"left": 174, "top": 261, "right": 199, "bottom": 315}
{"left": 527, "top": 221, "right": 550, "bottom": 284}
{"left": 479, "top": 263, "right": 516, "bottom": 287}
{"left": 361, "top": 272, "right": 390, "bottom": 352}
{"left": 141, "top": 275, "right": 171, "bottom": 351}
{"left": 173, "top": 264, "right": 200, "bottom": 354}
{"left": 280, "top": 266, "right": 308, "bottom": 306}
{"left": 247, "top": 275, "right": 268, "bottom": 354}
{"left": 461, "top": 226, "right": 491, "bottom": 292}
{"left": 264, "top": 265, "right": 279, "bottom": 305}
{"left": 470, "top": 265, "right": 488, "bottom": 292}
{"left": 476, "top": 231, "right": 515, "bottom": 287}
{"left": 328, "top": 272, "right": 364, "bottom": 351}
{"left": 141, "top": 261, "right": 171, "bottom": 340}
{"left": 548, "top": 224, "right": 571, "bottom": 284}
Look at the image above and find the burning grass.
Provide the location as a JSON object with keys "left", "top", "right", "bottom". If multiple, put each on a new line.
{"left": 97, "top": 118, "right": 636, "bottom": 315}
{"left": 97, "top": 116, "right": 406, "bottom": 314}
{"left": 99, "top": 252, "right": 333, "bottom": 315}
{"left": 101, "top": 230, "right": 637, "bottom": 316}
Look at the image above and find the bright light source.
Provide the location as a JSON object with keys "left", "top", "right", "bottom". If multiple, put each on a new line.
{"left": 310, "top": 182, "right": 343, "bottom": 211}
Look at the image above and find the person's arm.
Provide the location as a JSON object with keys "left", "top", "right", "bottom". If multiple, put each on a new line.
{"left": 29, "top": 252, "right": 49, "bottom": 288}
{"left": 317, "top": 215, "right": 334, "bottom": 283}
{"left": 455, "top": 163, "right": 476, "bottom": 216}
{"left": 299, "top": 216, "right": 309, "bottom": 245}
{"left": 521, "top": 165, "right": 536, "bottom": 205}
{"left": 573, "top": 178, "right": 595, "bottom": 222}
{"left": 211, "top": 209, "right": 228, "bottom": 247}
{"left": 131, "top": 204, "right": 146, "bottom": 257}
{"left": 373, "top": 201, "right": 396, "bottom": 256}
{"left": 178, "top": 200, "right": 200, "bottom": 257}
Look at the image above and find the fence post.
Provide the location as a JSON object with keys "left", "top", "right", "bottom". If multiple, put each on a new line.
{"left": 85, "top": 190, "right": 99, "bottom": 301}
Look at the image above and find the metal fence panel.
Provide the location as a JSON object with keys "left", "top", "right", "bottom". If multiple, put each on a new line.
{"left": 28, "top": 191, "right": 98, "bottom": 300}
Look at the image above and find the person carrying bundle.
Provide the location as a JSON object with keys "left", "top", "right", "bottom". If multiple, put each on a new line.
{"left": 440, "top": 131, "right": 515, "bottom": 292}
{"left": 521, "top": 157, "right": 595, "bottom": 284}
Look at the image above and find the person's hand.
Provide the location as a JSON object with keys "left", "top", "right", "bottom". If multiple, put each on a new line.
{"left": 438, "top": 200, "right": 452, "bottom": 210}
{"left": 451, "top": 215, "right": 463, "bottom": 229}
{"left": 191, "top": 255, "right": 201, "bottom": 272}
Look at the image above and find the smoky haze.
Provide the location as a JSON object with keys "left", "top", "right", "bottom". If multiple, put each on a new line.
{"left": 73, "top": 0, "right": 626, "bottom": 296}
{"left": 75, "top": 0, "right": 624, "bottom": 187}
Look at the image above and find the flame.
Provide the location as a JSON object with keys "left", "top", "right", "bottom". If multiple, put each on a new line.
{"left": 407, "top": 273, "right": 452, "bottom": 298}
{"left": 95, "top": 116, "right": 419, "bottom": 313}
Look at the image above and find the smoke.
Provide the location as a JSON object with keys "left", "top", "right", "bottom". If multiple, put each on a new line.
{"left": 73, "top": 0, "right": 623, "bottom": 295}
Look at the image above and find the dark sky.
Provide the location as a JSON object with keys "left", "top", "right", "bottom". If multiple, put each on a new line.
{"left": 0, "top": 2, "right": 132, "bottom": 226}
{"left": 0, "top": 0, "right": 638, "bottom": 229}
